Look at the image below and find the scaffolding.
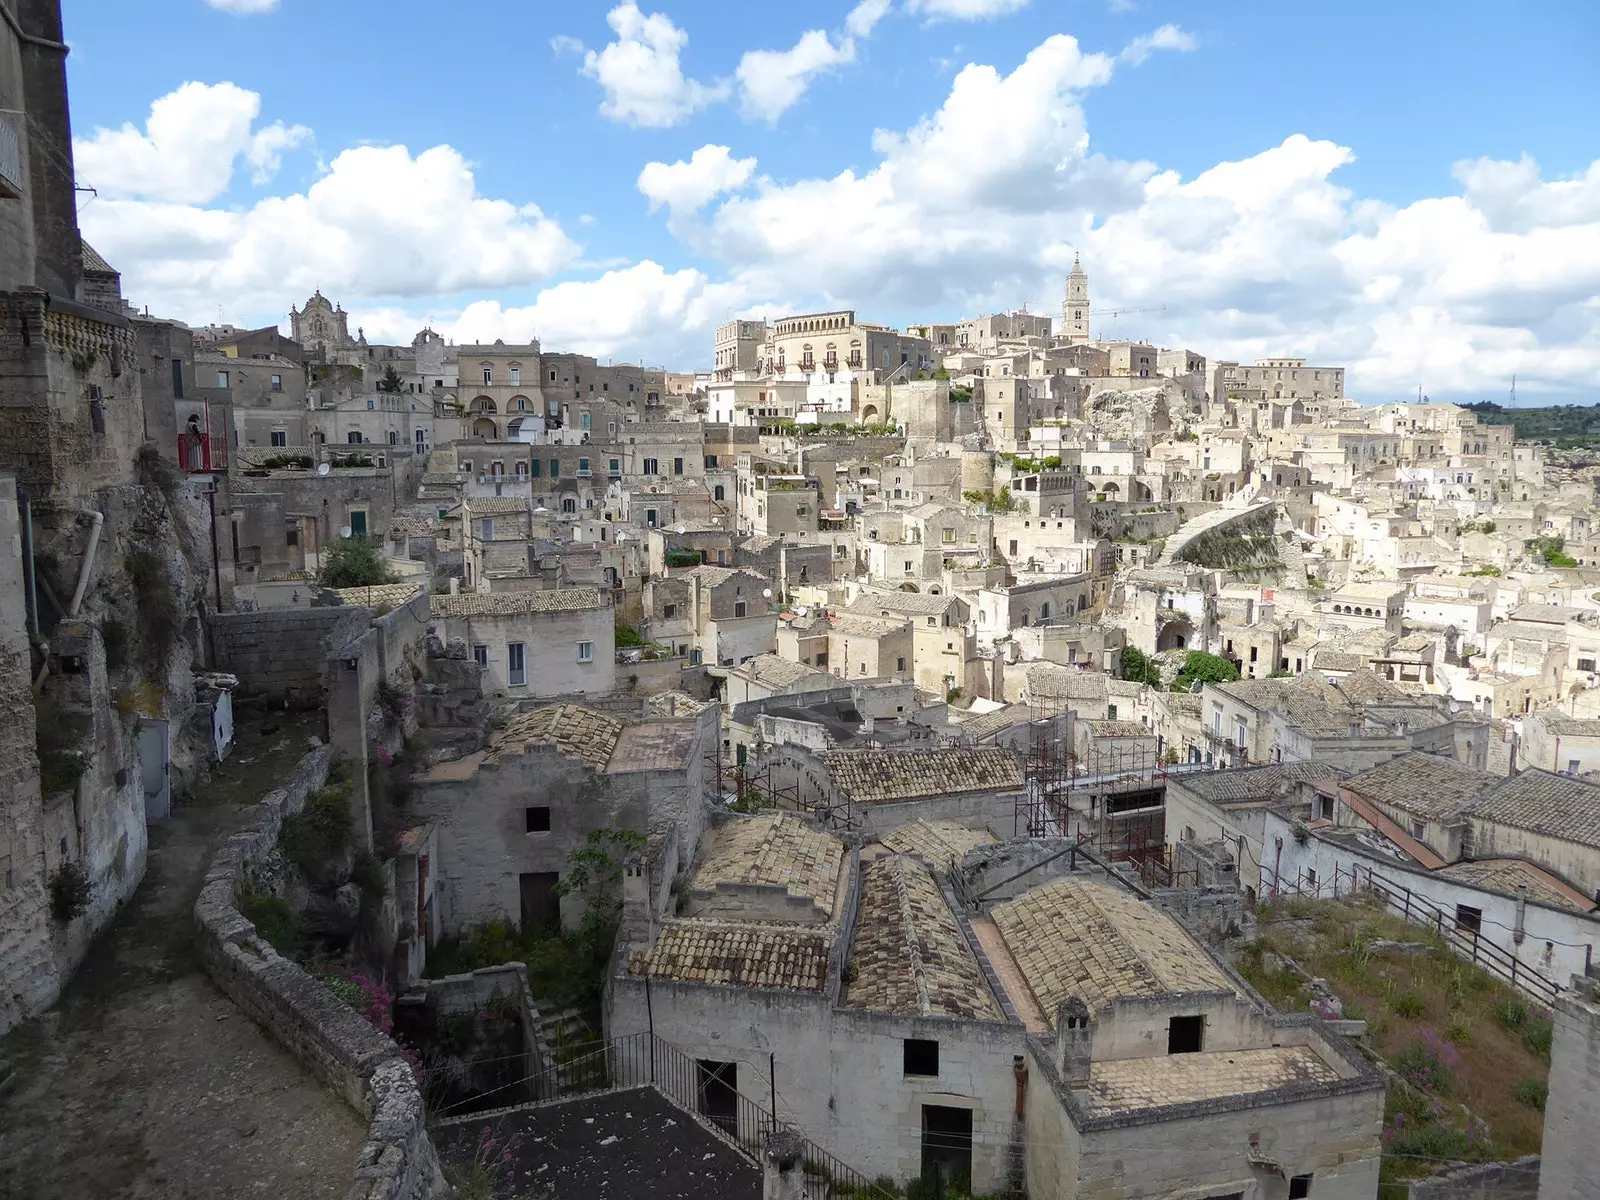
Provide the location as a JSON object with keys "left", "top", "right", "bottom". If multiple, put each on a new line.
{"left": 1017, "top": 698, "right": 1177, "bottom": 887}
{"left": 706, "top": 745, "right": 802, "bottom": 818}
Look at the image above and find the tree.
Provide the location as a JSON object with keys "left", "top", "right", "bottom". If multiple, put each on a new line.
{"left": 376, "top": 364, "right": 403, "bottom": 394}
{"left": 1119, "top": 646, "right": 1162, "bottom": 688}
{"left": 1171, "top": 650, "right": 1239, "bottom": 694}
{"left": 1526, "top": 535, "right": 1578, "bottom": 569}
{"left": 318, "top": 533, "right": 398, "bottom": 588}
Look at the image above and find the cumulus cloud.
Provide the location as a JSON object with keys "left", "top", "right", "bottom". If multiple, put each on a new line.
{"left": 354, "top": 263, "right": 751, "bottom": 366}
{"left": 574, "top": 2, "right": 727, "bottom": 128}
{"left": 846, "top": 0, "right": 892, "bottom": 38}
{"left": 73, "top": 81, "right": 309, "bottom": 203}
{"left": 202, "top": 0, "right": 278, "bottom": 13}
{"left": 81, "top": 140, "right": 578, "bottom": 319}
{"left": 905, "top": 0, "right": 1030, "bottom": 21}
{"left": 637, "top": 145, "right": 757, "bottom": 221}
{"left": 1119, "top": 24, "right": 1197, "bottom": 66}
{"left": 736, "top": 30, "right": 857, "bottom": 124}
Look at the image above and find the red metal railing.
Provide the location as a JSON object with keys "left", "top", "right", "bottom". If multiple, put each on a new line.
{"left": 177, "top": 434, "right": 229, "bottom": 473}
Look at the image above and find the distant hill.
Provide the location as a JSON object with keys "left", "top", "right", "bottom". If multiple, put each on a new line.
{"left": 1457, "top": 401, "right": 1600, "bottom": 447}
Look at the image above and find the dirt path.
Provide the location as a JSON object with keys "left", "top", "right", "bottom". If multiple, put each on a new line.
{"left": 0, "top": 711, "right": 366, "bottom": 1200}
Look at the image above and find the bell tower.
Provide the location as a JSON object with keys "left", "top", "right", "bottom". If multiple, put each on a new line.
{"left": 1062, "top": 253, "right": 1090, "bottom": 344}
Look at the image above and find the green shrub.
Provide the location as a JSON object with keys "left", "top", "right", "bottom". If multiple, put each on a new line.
{"left": 317, "top": 533, "right": 396, "bottom": 588}
{"left": 351, "top": 850, "right": 389, "bottom": 901}
{"left": 240, "top": 890, "right": 296, "bottom": 954}
{"left": 615, "top": 624, "right": 648, "bottom": 648}
{"left": 1444, "top": 1016, "right": 1472, "bottom": 1045}
{"left": 1389, "top": 992, "right": 1426, "bottom": 1019}
{"left": 39, "top": 751, "right": 90, "bottom": 795}
{"left": 1491, "top": 997, "right": 1530, "bottom": 1031}
{"left": 1520, "top": 1018, "right": 1554, "bottom": 1059}
{"left": 1515, "top": 1077, "right": 1548, "bottom": 1109}
{"left": 48, "top": 861, "right": 92, "bottom": 922}
{"left": 279, "top": 781, "right": 353, "bottom": 873}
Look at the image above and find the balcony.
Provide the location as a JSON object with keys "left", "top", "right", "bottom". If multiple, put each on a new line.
{"left": 177, "top": 434, "right": 229, "bottom": 473}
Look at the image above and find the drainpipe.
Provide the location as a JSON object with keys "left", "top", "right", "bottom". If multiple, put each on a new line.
{"left": 204, "top": 481, "right": 222, "bottom": 609}
{"left": 67, "top": 509, "right": 105, "bottom": 617}
{"left": 1513, "top": 882, "right": 1529, "bottom": 946}
{"left": 1012, "top": 1054, "right": 1027, "bottom": 1118}
{"left": 19, "top": 489, "right": 40, "bottom": 644}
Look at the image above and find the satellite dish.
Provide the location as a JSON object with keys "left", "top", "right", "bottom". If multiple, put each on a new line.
{"left": 796, "top": 605, "right": 808, "bottom": 617}
{"left": 339, "top": 525, "right": 353, "bottom": 539}
{"left": 534, "top": 504, "right": 548, "bottom": 514}
{"left": 316, "top": 462, "right": 331, "bottom": 476}
{"left": 762, "top": 588, "right": 773, "bottom": 599}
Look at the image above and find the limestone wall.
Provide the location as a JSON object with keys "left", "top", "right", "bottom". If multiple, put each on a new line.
{"left": 1540, "top": 981, "right": 1600, "bottom": 1200}
{"left": 207, "top": 606, "right": 367, "bottom": 702}
{"left": 193, "top": 742, "right": 447, "bottom": 1200}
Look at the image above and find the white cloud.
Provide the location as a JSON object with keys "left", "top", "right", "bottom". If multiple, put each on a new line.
{"left": 677, "top": 35, "right": 1600, "bottom": 400}
{"left": 846, "top": 0, "right": 891, "bottom": 38}
{"left": 73, "top": 81, "right": 309, "bottom": 203}
{"left": 1119, "top": 24, "right": 1197, "bottom": 66}
{"left": 905, "top": 0, "right": 1030, "bottom": 21}
{"left": 81, "top": 140, "right": 578, "bottom": 320}
{"left": 577, "top": 2, "right": 727, "bottom": 128}
{"left": 203, "top": 0, "right": 278, "bottom": 13}
{"left": 736, "top": 30, "right": 856, "bottom": 124}
{"left": 637, "top": 145, "right": 757, "bottom": 221}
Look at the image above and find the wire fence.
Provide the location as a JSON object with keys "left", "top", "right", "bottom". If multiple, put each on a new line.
{"left": 1266, "top": 862, "right": 1564, "bottom": 1009}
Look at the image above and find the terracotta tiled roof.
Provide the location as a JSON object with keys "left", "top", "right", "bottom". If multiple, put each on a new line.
{"left": 460, "top": 497, "right": 532, "bottom": 516}
{"left": 845, "top": 856, "right": 1002, "bottom": 1021}
{"left": 823, "top": 747, "right": 1024, "bottom": 805}
{"left": 487, "top": 704, "right": 623, "bottom": 768}
{"left": 1343, "top": 751, "right": 1493, "bottom": 821}
{"left": 431, "top": 588, "right": 603, "bottom": 617}
{"left": 991, "top": 879, "right": 1234, "bottom": 1022}
{"left": 333, "top": 583, "right": 423, "bottom": 608}
{"left": 691, "top": 813, "right": 844, "bottom": 918}
{"left": 1464, "top": 769, "right": 1600, "bottom": 849}
{"left": 1174, "top": 760, "right": 1344, "bottom": 805}
{"left": 1435, "top": 858, "right": 1597, "bottom": 912}
{"left": 880, "top": 819, "right": 996, "bottom": 866}
{"left": 631, "top": 921, "right": 831, "bottom": 991}
{"left": 1081, "top": 1047, "right": 1340, "bottom": 1115}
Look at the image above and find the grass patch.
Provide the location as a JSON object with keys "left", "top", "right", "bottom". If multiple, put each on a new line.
{"left": 1236, "top": 897, "right": 1550, "bottom": 1181}
{"left": 240, "top": 889, "right": 297, "bottom": 955}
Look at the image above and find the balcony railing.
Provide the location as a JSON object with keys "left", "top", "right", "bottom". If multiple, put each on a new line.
{"left": 177, "top": 434, "right": 229, "bottom": 473}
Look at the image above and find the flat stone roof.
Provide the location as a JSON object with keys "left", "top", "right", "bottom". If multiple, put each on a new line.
{"left": 445, "top": 1088, "right": 758, "bottom": 1199}
{"left": 844, "top": 855, "right": 1002, "bottom": 1021}
{"left": 990, "top": 879, "right": 1235, "bottom": 1022}
{"left": 1082, "top": 1046, "right": 1340, "bottom": 1116}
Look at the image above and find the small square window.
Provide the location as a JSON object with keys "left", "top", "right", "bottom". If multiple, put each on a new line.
{"left": 903, "top": 1038, "right": 938, "bottom": 1077}
{"left": 1167, "top": 1015, "right": 1204, "bottom": 1054}
{"left": 577, "top": 641, "right": 594, "bottom": 663}
{"left": 1289, "top": 1176, "right": 1313, "bottom": 1200}
{"left": 525, "top": 806, "right": 551, "bottom": 833}
{"left": 472, "top": 644, "right": 488, "bottom": 667}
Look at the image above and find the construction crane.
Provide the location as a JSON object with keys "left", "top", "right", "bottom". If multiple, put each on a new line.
{"left": 1082, "top": 304, "right": 1167, "bottom": 337}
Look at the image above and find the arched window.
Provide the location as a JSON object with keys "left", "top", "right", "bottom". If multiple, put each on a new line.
{"left": 714, "top": 485, "right": 725, "bottom": 501}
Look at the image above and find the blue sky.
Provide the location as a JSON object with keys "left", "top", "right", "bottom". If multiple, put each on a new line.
{"left": 62, "top": 0, "right": 1600, "bottom": 401}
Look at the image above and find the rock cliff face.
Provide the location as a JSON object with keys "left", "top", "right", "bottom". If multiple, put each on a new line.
{"left": 2, "top": 454, "right": 220, "bottom": 1036}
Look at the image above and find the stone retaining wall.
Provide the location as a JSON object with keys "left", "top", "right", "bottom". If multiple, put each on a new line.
{"left": 193, "top": 742, "right": 448, "bottom": 1200}
{"left": 208, "top": 607, "right": 368, "bottom": 703}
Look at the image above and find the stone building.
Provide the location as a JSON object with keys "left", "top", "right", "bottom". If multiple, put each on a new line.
{"left": 429, "top": 588, "right": 614, "bottom": 699}
{"left": 610, "top": 817, "right": 1384, "bottom": 1197}
{"left": 1539, "top": 975, "right": 1600, "bottom": 1200}
{"left": 411, "top": 700, "right": 716, "bottom": 931}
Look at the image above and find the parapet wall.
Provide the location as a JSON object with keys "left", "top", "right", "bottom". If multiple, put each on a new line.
{"left": 193, "top": 742, "right": 447, "bottom": 1200}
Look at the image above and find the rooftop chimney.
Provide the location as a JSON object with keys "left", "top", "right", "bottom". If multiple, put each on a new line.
{"left": 1054, "top": 998, "right": 1094, "bottom": 1085}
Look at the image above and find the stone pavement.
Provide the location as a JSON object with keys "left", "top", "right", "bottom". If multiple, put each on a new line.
{"left": 0, "top": 711, "right": 365, "bottom": 1200}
